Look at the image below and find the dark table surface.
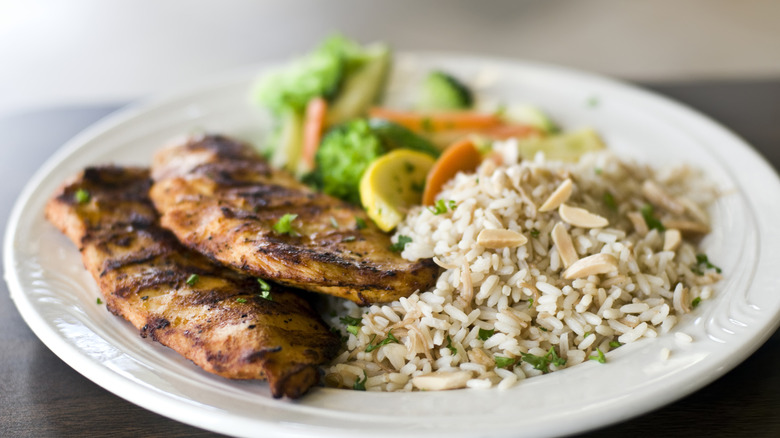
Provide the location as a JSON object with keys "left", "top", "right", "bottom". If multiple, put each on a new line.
{"left": 2, "top": 81, "right": 779, "bottom": 437}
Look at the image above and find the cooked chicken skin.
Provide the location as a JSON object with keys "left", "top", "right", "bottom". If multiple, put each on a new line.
{"left": 45, "top": 166, "right": 340, "bottom": 399}
{"left": 149, "top": 134, "right": 439, "bottom": 305}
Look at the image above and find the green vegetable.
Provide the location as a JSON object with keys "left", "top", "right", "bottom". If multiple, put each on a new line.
{"left": 368, "top": 119, "right": 440, "bottom": 158}
{"left": 515, "top": 128, "right": 606, "bottom": 162}
{"left": 390, "top": 235, "right": 412, "bottom": 252}
{"left": 267, "top": 108, "right": 305, "bottom": 175}
{"left": 186, "top": 274, "right": 200, "bottom": 286}
{"left": 236, "top": 297, "right": 247, "bottom": 303}
{"left": 273, "top": 213, "right": 299, "bottom": 236}
{"left": 327, "top": 43, "right": 392, "bottom": 125}
{"left": 503, "top": 105, "right": 559, "bottom": 134}
{"left": 96, "top": 297, "right": 103, "bottom": 305}
{"left": 257, "top": 278, "right": 273, "bottom": 300}
{"left": 640, "top": 204, "right": 665, "bottom": 232}
{"left": 355, "top": 217, "right": 367, "bottom": 229}
{"left": 365, "top": 330, "right": 400, "bottom": 352}
{"left": 428, "top": 199, "right": 456, "bottom": 215}
{"left": 589, "top": 348, "right": 607, "bottom": 364}
{"left": 693, "top": 253, "right": 722, "bottom": 275}
{"left": 691, "top": 297, "right": 702, "bottom": 308}
{"left": 445, "top": 335, "right": 458, "bottom": 355}
{"left": 75, "top": 188, "right": 90, "bottom": 204}
{"left": 254, "top": 35, "right": 362, "bottom": 114}
{"left": 609, "top": 341, "right": 622, "bottom": 348}
{"left": 418, "top": 70, "right": 473, "bottom": 110}
{"left": 520, "top": 347, "right": 566, "bottom": 373}
{"left": 494, "top": 356, "right": 516, "bottom": 369}
{"left": 353, "top": 370, "right": 367, "bottom": 391}
{"left": 311, "top": 119, "right": 385, "bottom": 204}
{"left": 255, "top": 35, "right": 390, "bottom": 173}
{"left": 603, "top": 192, "right": 617, "bottom": 211}
{"left": 477, "top": 328, "right": 495, "bottom": 341}
{"left": 346, "top": 325, "right": 359, "bottom": 336}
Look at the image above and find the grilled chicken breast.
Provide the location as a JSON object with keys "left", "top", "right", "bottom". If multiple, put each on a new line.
{"left": 149, "top": 134, "right": 438, "bottom": 305}
{"left": 45, "top": 166, "right": 340, "bottom": 398}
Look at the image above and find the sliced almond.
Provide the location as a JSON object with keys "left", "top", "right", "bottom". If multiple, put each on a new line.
{"left": 663, "top": 228, "right": 682, "bottom": 252}
{"left": 412, "top": 370, "right": 472, "bottom": 391}
{"left": 551, "top": 222, "right": 578, "bottom": 268}
{"left": 477, "top": 229, "right": 528, "bottom": 249}
{"left": 539, "top": 178, "right": 573, "bottom": 212}
{"left": 559, "top": 204, "right": 609, "bottom": 228}
{"left": 627, "top": 211, "right": 649, "bottom": 236}
{"left": 563, "top": 253, "right": 619, "bottom": 279}
{"left": 641, "top": 180, "right": 685, "bottom": 214}
{"left": 467, "top": 348, "right": 494, "bottom": 367}
{"left": 662, "top": 219, "right": 710, "bottom": 235}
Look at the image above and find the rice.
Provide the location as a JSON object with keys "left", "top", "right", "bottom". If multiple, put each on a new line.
{"left": 324, "top": 139, "right": 721, "bottom": 392}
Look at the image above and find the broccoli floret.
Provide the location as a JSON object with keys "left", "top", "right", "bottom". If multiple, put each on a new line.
{"left": 419, "top": 71, "right": 473, "bottom": 110}
{"left": 253, "top": 35, "right": 370, "bottom": 114}
{"left": 312, "top": 119, "right": 386, "bottom": 204}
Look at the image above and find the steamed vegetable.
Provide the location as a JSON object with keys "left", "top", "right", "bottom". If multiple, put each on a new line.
{"left": 301, "top": 97, "right": 328, "bottom": 172}
{"left": 422, "top": 138, "right": 483, "bottom": 206}
{"left": 359, "top": 149, "right": 436, "bottom": 231}
{"left": 368, "top": 119, "right": 440, "bottom": 157}
{"left": 310, "top": 119, "right": 386, "bottom": 204}
{"left": 254, "top": 35, "right": 392, "bottom": 173}
{"left": 368, "top": 107, "right": 502, "bottom": 132}
{"left": 419, "top": 71, "right": 473, "bottom": 110}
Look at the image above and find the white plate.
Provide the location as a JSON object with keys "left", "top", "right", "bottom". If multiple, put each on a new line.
{"left": 6, "top": 53, "right": 780, "bottom": 438}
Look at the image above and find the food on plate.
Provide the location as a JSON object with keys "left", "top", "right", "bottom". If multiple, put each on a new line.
{"left": 149, "top": 134, "right": 439, "bottom": 305}
{"left": 418, "top": 70, "right": 474, "bottom": 110}
{"left": 324, "top": 140, "right": 721, "bottom": 392}
{"left": 45, "top": 166, "right": 340, "bottom": 398}
{"left": 254, "top": 35, "right": 391, "bottom": 176}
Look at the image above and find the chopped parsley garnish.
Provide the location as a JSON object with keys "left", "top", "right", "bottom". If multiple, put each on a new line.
{"left": 235, "top": 297, "right": 247, "bottom": 303}
{"left": 520, "top": 347, "right": 566, "bottom": 373}
{"left": 365, "top": 330, "right": 399, "bottom": 352}
{"left": 609, "top": 341, "right": 622, "bottom": 348}
{"left": 528, "top": 298, "right": 534, "bottom": 308}
{"left": 339, "top": 315, "right": 362, "bottom": 335}
{"left": 530, "top": 228, "right": 540, "bottom": 238}
{"left": 445, "top": 335, "right": 457, "bottom": 355}
{"left": 257, "top": 278, "right": 272, "bottom": 300}
{"left": 330, "top": 216, "right": 339, "bottom": 228}
{"left": 390, "top": 235, "right": 412, "bottom": 252}
{"left": 603, "top": 192, "right": 617, "bottom": 211}
{"left": 186, "top": 274, "right": 199, "bottom": 286}
{"left": 692, "top": 253, "right": 722, "bottom": 275}
{"left": 428, "top": 199, "right": 457, "bottom": 215}
{"left": 589, "top": 348, "right": 607, "bottom": 364}
{"left": 494, "top": 356, "right": 516, "bottom": 369}
{"left": 355, "top": 217, "right": 367, "bottom": 229}
{"left": 273, "top": 213, "right": 299, "bottom": 236}
{"left": 640, "top": 204, "right": 665, "bottom": 232}
{"left": 691, "top": 297, "right": 702, "bottom": 308}
{"left": 96, "top": 297, "right": 103, "bottom": 305}
{"left": 75, "top": 188, "right": 90, "bottom": 204}
{"left": 353, "top": 371, "right": 367, "bottom": 391}
{"left": 477, "top": 328, "right": 495, "bottom": 341}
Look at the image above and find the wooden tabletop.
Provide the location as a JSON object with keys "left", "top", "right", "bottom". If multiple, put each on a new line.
{"left": 1, "top": 81, "right": 779, "bottom": 437}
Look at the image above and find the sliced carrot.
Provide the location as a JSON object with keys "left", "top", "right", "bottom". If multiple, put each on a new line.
{"left": 422, "top": 138, "right": 483, "bottom": 206}
{"left": 369, "top": 107, "right": 502, "bottom": 133}
{"left": 301, "top": 97, "right": 328, "bottom": 170}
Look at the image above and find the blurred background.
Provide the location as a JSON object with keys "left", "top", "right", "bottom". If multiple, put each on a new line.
{"left": 1, "top": 0, "right": 779, "bottom": 118}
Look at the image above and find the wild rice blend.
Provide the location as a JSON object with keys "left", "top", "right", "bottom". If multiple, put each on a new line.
{"left": 325, "top": 139, "right": 721, "bottom": 392}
